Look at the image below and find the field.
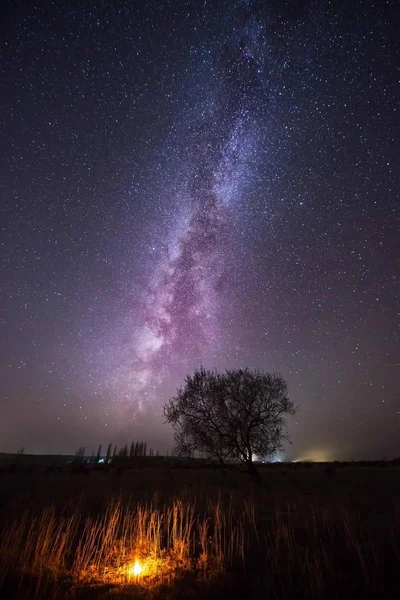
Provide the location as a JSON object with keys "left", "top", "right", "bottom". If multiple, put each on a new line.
{"left": 1, "top": 458, "right": 400, "bottom": 599}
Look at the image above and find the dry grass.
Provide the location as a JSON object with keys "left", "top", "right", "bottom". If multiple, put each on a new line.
{"left": 0, "top": 494, "right": 246, "bottom": 597}
{"left": 1, "top": 466, "right": 400, "bottom": 598}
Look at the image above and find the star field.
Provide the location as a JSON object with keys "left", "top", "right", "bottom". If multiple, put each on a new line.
{"left": 1, "top": 0, "right": 399, "bottom": 458}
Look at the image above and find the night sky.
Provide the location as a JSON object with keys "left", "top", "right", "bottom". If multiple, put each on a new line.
{"left": 1, "top": 1, "right": 398, "bottom": 460}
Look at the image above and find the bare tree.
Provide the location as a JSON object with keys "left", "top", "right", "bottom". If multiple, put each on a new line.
{"left": 74, "top": 446, "right": 86, "bottom": 463}
{"left": 118, "top": 444, "right": 128, "bottom": 458}
{"left": 96, "top": 444, "right": 102, "bottom": 463}
{"left": 129, "top": 441, "right": 135, "bottom": 459}
{"left": 105, "top": 443, "right": 113, "bottom": 463}
{"left": 164, "top": 367, "right": 296, "bottom": 481}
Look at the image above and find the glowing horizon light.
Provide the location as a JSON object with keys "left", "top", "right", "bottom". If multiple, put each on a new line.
{"left": 255, "top": 451, "right": 283, "bottom": 463}
{"left": 293, "top": 449, "right": 332, "bottom": 463}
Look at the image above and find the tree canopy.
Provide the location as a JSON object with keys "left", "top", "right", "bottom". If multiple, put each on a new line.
{"left": 163, "top": 367, "right": 296, "bottom": 480}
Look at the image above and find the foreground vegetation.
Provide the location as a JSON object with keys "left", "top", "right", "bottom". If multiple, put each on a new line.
{"left": 1, "top": 461, "right": 400, "bottom": 599}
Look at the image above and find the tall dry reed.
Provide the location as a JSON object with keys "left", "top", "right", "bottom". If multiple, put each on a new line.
{"left": 0, "top": 490, "right": 398, "bottom": 598}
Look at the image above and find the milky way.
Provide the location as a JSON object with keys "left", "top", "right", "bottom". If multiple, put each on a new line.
{"left": 98, "top": 3, "right": 273, "bottom": 416}
{"left": 1, "top": 0, "right": 398, "bottom": 458}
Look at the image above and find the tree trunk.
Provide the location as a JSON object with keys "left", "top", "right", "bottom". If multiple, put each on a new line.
{"left": 247, "top": 459, "right": 261, "bottom": 484}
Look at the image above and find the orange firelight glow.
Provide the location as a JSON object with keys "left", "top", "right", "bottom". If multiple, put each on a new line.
{"left": 130, "top": 559, "right": 145, "bottom": 577}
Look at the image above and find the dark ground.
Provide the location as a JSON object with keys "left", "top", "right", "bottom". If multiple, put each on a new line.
{"left": 1, "top": 459, "right": 400, "bottom": 599}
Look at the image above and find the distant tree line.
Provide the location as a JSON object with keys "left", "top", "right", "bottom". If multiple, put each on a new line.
{"left": 73, "top": 440, "right": 160, "bottom": 465}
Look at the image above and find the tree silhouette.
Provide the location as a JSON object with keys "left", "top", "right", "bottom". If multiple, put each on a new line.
{"left": 105, "top": 443, "right": 112, "bottom": 463}
{"left": 96, "top": 444, "right": 102, "bottom": 463}
{"left": 164, "top": 367, "right": 296, "bottom": 481}
{"left": 74, "top": 446, "right": 85, "bottom": 463}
